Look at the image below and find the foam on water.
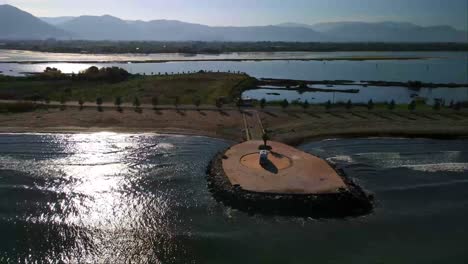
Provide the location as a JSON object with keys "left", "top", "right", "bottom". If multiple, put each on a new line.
{"left": 400, "top": 163, "right": 468, "bottom": 173}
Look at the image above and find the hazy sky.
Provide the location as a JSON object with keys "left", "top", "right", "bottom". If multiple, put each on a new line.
{"left": 1, "top": 0, "right": 467, "bottom": 30}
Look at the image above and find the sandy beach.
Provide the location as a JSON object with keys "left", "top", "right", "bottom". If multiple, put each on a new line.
{"left": 1, "top": 105, "right": 467, "bottom": 144}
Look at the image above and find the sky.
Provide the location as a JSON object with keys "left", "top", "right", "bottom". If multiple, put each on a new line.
{"left": 1, "top": 0, "right": 467, "bottom": 30}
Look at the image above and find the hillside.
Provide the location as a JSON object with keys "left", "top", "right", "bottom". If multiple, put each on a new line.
{"left": 0, "top": 4, "right": 69, "bottom": 40}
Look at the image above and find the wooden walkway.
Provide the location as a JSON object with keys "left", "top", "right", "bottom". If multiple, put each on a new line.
{"left": 242, "top": 110, "right": 264, "bottom": 140}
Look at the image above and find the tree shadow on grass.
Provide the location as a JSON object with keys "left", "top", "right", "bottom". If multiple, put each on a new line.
{"left": 350, "top": 112, "right": 368, "bottom": 119}
{"left": 437, "top": 113, "right": 461, "bottom": 121}
{"left": 134, "top": 107, "right": 143, "bottom": 114}
{"left": 327, "top": 112, "right": 346, "bottom": 119}
{"left": 412, "top": 112, "right": 438, "bottom": 120}
{"left": 391, "top": 112, "right": 416, "bottom": 120}
{"left": 369, "top": 112, "right": 393, "bottom": 120}
{"left": 286, "top": 111, "right": 301, "bottom": 119}
{"left": 306, "top": 112, "right": 322, "bottom": 119}
{"left": 219, "top": 110, "right": 230, "bottom": 116}
{"left": 262, "top": 111, "right": 278, "bottom": 118}
{"left": 455, "top": 112, "right": 468, "bottom": 118}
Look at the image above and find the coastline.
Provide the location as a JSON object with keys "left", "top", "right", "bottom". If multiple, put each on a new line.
{"left": 1, "top": 107, "right": 467, "bottom": 145}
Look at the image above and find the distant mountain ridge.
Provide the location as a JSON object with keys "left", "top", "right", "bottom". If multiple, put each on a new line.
{"left": 0, "top": 5, "right": 69, "bottom": 40}
{"left": 0, "top": 4, "right": 466, "bottom": 42}
{"left": 57, "top": 15, "right": 327, "bottom": 41}
{"left": 40, "top": 16, "right": 76, "bottom": 25}
{"left": 304, "top": 21, "right": 467, "bottom": 42}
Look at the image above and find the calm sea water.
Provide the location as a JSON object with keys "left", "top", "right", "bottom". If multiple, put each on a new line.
{"left": 0, "top": 51, "right": 467, "bottom": 83}
{"left": 1, "top": 134, "right": 467, "bottom": 263}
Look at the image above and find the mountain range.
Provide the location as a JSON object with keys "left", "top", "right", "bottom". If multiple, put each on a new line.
{"left": 1, "top": 4, "right": 466, "bottom": 42}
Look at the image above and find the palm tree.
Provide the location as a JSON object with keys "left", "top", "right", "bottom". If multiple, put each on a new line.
{"left": 260, "top": 98, "right": 266, "bottom": 109}
{"left": 262, "top": 131, "right": 270, "bottom": 147}
{"left": 151, "top": 96, "right": 159, "bottom": 110}
{"left": 193, "top": 97, "right": 201, "bottom": 110}
{"left": 388, "top": 100, "right": 396, "bottom": 111}
{"left": 302, "top": 100, "right": 310, "bottom": 112}
{"left": 174, "top": 96, "right": 180, "bottom": 109}
{"left": 78, "top": 98, "right": 84, "bottom": 110}
{"left": 367, "top": 99, "right": 374, "bottom": 111}
{"left": 114, "top": 96, "right": 123, "bottom": 111}
{"left": 59, "top": 95, "right": 67, "bottom": 111}
{"left": 325, "top": 100, "right": 332, "bottom": 112}
{"left": 44, "top": 97, "right": 50, "bottom": 109}
{"left": 96, "top": 97, "right": 103, "bottom": 112}
{"left": 408, "top": 100, "right": 416, "bottom": 112}
{"left": 280, "top": 99, "right": 289, "bottom": 111}
{"left": 133, "top": 97, "right": 141, "bottom": 112}
{"left": 346, "top": 100, "right": 352, "bottom": 110}
{"left": 433, "top": 101, "right": 441, "bottom": 111}
{"left": 216, "top": 98, "right": 223, "bottom": 110}
{"left": 236, "top": 98, "right": 243, "bottom": 110}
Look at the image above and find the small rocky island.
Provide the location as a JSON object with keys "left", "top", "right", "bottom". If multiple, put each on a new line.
{"left": 208, "top": 140, "right": 374, "bottom": 218}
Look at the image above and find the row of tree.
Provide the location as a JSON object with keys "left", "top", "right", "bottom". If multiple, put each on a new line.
{"left": 52, "top": 95, "right": 464, "bottom": 112}
{"left": 259, "top": 98, "right": 464, "bottom": 112}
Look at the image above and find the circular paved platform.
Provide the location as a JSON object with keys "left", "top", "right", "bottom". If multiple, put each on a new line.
{"left": 222, "top": 140, "right": 347, "bottom": 194}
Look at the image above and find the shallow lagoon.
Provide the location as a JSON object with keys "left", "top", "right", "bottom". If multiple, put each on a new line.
{"left": 1, "top": 51, "right": 467, "bottom": 83}
{"left": 243, "top": 85, "right": 468, "bottom": 104}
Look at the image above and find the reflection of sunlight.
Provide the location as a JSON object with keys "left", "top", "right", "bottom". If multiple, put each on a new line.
{"left": 56, "top": 133, "right": 140, "bottom": 228}
{"left": 0, "top": 132, "right": 221, "bottom": 262}
{"left": 6, "top": 133, "right": 173, "bottom": 232}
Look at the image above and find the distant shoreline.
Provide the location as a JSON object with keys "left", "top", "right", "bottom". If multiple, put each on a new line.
{"left": 0, "top": 56, "right": 434, "bottom": 64}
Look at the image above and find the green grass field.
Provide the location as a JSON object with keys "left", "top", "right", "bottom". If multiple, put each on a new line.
{"left": 0, "top": 72, "right": 256, "bottom": 105}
